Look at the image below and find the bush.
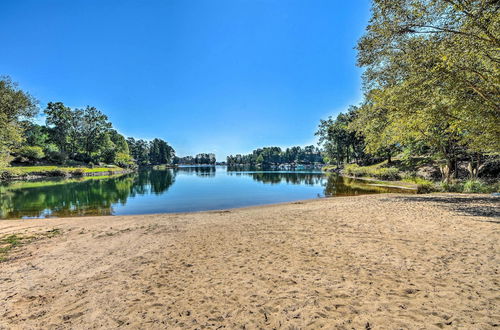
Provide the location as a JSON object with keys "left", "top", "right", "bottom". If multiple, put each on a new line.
{"left": 463, "top": 180, "right": 489, "bottom": 193}
{"left": 344, "top": 163, "right": 401, "bottom": 180}
{"left": 115, "top": 152, "right": 134, "bottom": 168}
{"left": 44, "top": 144, "right": 67, "bottom": 164}
{"left": 344, "top": 164, "right": 361, "bottom": 176}
{"left": 18, "top": 146, "right": 44, "bottom": 162}
{"left": 440, "top": 181, "right": 464, "bottom": 193}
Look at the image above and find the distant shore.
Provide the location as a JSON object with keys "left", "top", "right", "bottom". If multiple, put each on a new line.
{"left": 0, "top": 193, "right": 498, "bottom": 328}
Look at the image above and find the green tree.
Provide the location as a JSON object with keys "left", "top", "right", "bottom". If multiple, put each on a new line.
{"left": 79, "top": 106, "right": 112, "bottom": 162}
{"left": 316, "top": 107, "right": 365, "bottom": 166}
{"left": 44, "top": 102, "right": 74, "bottom": 155}
{"left": 21, "top": 121, "right": 50, "bottom": 148}
{"left": 355, "top": 0, "right": 500, "bottom": 181}
{"left": 0, "top": 77, "right": 38, "bottom": 166}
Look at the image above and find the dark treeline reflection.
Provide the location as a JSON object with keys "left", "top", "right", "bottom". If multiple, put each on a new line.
{"left": 323, "top": 175, "right": 416, "bottom": 196}
{"left": 0, "top": 169, "right": 175, "bottom": 219}
{"left": 227, "top": 171, "right": 325, "bottom": 186}
{"left": 175, "top": 166, "right": 216, "bottom": 177}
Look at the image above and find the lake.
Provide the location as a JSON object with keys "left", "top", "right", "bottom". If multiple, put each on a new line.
{"left": 0, "top": 166, "right": 414, "bottom": 219}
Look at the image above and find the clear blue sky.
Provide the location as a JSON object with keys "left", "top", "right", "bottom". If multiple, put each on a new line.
{"left": 0, "top": 0, "right": 371, "bottom": 160}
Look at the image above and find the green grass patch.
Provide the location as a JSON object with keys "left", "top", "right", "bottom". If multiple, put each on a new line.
{"left": 1, "top": 174, "right": 125, "bottom": 191}
{"left": 0, "top": 165, "right": 125, "bottom": 180}
{"left": 4, "top": 165, "right": 123, "bottom": 173}
{"left": 344, "top": 163, "right": 401, "bottom": 180}
{"left": 0, "top": 228, "right": 61, "bottom": 262}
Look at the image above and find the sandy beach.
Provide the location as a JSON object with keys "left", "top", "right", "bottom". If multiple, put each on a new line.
{"left": 0, "top": 193, "right": 498, "bottom": 329}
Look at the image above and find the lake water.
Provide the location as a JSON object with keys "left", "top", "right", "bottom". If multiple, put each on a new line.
{"left": 0, "top": 166, "right": 414, "bottom": 219}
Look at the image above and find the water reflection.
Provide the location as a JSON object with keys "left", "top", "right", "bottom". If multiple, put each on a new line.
{"left": 0, "top": 168, "right": 414, "bottom": 219}
{"left": 227, "top": 171, "right": 324, "bottom": 185}
{"left": 175, "top": 166, "right": 216, "bottom": 177}
{"left": 323, "top": 175, "right": 415, "bottom": 196}
{"left": 0, "top": 169, "right": 175, "bottom": 219}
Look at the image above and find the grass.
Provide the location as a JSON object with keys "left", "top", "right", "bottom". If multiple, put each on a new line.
{"left": 344, "top": 163, "right": 401, "bottom": 180}
{"left": 0, "top": 228, "right": 61, "bottom": 262}
{"left": 0, "top": 165, "right": 126, "bottom": 180}
{"left": 440, "top": 179, "right": 500, "bottom": 194}
{"left": 5, "top": 165, "right": 123, "bottom": 173}
{"left": 2, "top": 175, "right": 121, "bottom": 191}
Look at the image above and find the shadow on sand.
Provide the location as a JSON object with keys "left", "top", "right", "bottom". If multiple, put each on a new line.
{"left": 392, "top": 195, "right": 500, "bottom": 223}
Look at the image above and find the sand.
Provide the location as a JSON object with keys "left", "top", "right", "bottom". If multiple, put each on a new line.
{"left": 0, "top": 193, "right": 498, "bottom": 329}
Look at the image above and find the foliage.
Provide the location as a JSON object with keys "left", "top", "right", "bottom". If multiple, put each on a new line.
{"left": 149, "top": 138, "right": 175, "bottom": 165}
{"left": 114, "top": 152, "right": 135, "bottom": 168}
{"left": 0, "top": 77, "right": 177, "bottom": 169}
{"left": 127, "top": 138, "right": 175, "bottom": 166}
{"left": 462, "top": 179, "right": 489, "bottom": 193}
{"left": 439, "top": 179, "right": 499, "bottom": 193}
{"left": 227, "top": 145, "right": 322, "bottom": 166}
{"left": 0, "top": 77, "right": 38, "bottom": 166}
{"left": 344, "top": 163, "right": 401, "bottom": 180}
{"left": 174, "top": 153, "right": 216, "bottom": 165}
{"left": 318, "top": 0, "right": 500, "bottom": 183}
{"left": 316, "top": 106, "right": 367, "bottom": 166}
{"left": 18, "top": 146, "right": 45, "bottom": 162}
{"left": 0, "top": 166, "right": 126, "bottom": 180}
{"left": 355, "top": 0, "right": 500, "bottom": 181}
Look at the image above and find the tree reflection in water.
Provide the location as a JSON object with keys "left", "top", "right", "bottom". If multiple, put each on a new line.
{"left": 0, "top": 169, "right": 176, "bottom": 219}
{"left": 0, "top": 168, "right": 414, "bottom": 219}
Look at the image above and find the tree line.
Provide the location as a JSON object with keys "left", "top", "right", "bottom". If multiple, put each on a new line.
{"left": 226, "top": 146, "right": 323, "bottom": 166}
{"left": 317, "top": 0, "right": 499, "bottom": 182}
{"left": 0, "top": 76, "right": 175, "bottom": 168}
{"left": 174, "top": 153, "right": 216, "bottom": 165}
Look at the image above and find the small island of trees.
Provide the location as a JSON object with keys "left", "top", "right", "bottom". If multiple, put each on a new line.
{"left": 226, "top": 146, "right": 323, "bottom": 169}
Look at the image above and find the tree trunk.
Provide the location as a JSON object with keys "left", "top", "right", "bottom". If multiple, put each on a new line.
{"left": 467, "top": 153, "right": 485, "bottom": 180}
{"left": 440, "top": 158, "right": 456, "bottom": 183}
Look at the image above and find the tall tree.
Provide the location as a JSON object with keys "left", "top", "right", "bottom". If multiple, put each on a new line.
{"left": 0, "top": 77, "right": 38, "bottom": 166}
{"left": 79, "top": 106, "right": 112, "bottom": 162}
{"left": 44, "top": 102, "right": 74, "bottom": 154}
{"left": 316, "top": 107, "right": 366, "bottom": 166}
{"left": 355, "top": 0, "right": 500, "bottom": 181}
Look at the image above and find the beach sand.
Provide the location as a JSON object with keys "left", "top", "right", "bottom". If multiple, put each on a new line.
{"left": 0, "top": 193, "right": 498, "bottom": 329}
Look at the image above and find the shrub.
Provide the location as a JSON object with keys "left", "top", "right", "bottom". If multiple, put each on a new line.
{"left": 115, "top": 152, "right": 134, "bottom": 168}
{"left": 344, "top": 164, "right": 361, "bottom": 176}
{"left": 44, "top": 144, "right": 67, "bottom": 164}
{"left": 344, "top": 163, "right": 401, "bottom": 180}
{"left": 18, "top": 146, "right": 44, "bottom": 162}
{"left": 463, "top": 180, "right": 488, "bottom": 193}
{"left": 440, "top": 181, "right": 464, "bottom": 193}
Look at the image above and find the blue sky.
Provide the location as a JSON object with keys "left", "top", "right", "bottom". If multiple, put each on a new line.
{"left": 0, "top": 0, "right": 371, "bottom": 160}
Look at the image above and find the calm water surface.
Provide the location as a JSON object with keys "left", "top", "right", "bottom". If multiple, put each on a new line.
{"left": 0, "top": 166, "right": 414, "bottom": 219}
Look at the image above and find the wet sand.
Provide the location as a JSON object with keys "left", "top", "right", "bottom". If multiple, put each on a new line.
{"left": 0, "top": 193, "right": 498, "bottom": 329}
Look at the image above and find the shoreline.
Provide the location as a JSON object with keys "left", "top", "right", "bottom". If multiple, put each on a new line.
{"left": 0, "top": 193, "right": 498, "bottom": 328}
{"left": 0, "top": 167, "right": 135, "bottom": 182}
